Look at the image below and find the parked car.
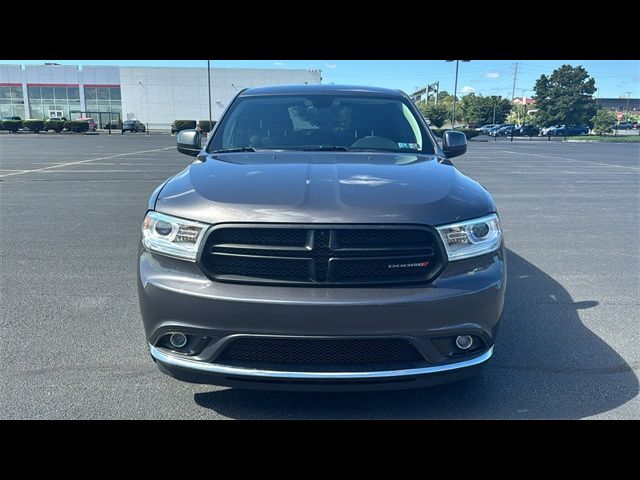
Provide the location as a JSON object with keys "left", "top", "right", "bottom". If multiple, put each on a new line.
{"left": 540, "top": 125, "right": 560, "bottom": 136}
{"left": 139, "top": 84, "right": 506, "bottom": 391}
{"left": 511, "top": 124, "right": 540, "bottom": 136}
{"left": 171, "top": 122, "right": 179, "bottom": 134}
{"left": 613, "top": 121, "right": 634, "bottom": 130}
{"left": 487, "top": 124, "right": 507, "bottom": 136}
{"left": 476, "top": 124, "right": 496, "bottom": 134}
{"left": 549, "top": 125, "right": 589, "bottom": 136}
{"left": 77, "top": 117, "right": 97, "bottom": 132}
{"left": 103, "top": 121, "right": 121, "bottom": 130}
{"left": 2, "top": 115, "right": 22, "bottom": 121}
{"left": 122, "top": 120, "right": 146, "bottom": 133}
{"left": 492, "top": 124, "right": 516, "bottom": 136}
{"left": 632, "top": 122, "right": 639, "bottom": 130}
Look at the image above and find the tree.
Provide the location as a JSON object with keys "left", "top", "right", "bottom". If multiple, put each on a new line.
{"left": 460, "top": 94, "right": 511, "bottom": 126}
{"left": 418, "top": 101, "right": 448, "bottom": 128}
{"left": 533, "top": 65, "right": 597, "bottom": 127}
{"left": 591, "top": 108, "right": 615, "bottom": 135}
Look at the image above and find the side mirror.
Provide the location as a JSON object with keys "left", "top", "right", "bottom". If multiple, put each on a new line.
{"left": 442, "top": 130, "right": 467, "bottom": 158}
{"left": 177, "top": 129, "right": 202, "bottom": 157}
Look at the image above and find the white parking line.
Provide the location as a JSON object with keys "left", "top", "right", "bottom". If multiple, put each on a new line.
{"left": 0, "top": 146, "right": 174, "bottom": 178}
{"left": 500, "top": 150, "right": 640, "bottom": 171}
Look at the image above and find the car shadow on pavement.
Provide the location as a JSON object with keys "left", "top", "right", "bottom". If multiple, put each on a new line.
{"left": 193, "top": 249, "right": 639, "bottom": 419}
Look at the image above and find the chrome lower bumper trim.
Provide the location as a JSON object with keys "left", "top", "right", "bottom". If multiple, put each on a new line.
{"left": 149, "top": 344, "right": 493, "bottom": 380}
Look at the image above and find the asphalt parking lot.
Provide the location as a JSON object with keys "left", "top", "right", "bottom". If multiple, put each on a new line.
{"left": 1, "top": 133, "right": 638, "bottom": 419}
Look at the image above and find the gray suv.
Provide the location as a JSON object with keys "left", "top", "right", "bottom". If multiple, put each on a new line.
{"left": 138, "top": 85, "right": 506, "bottom": 391}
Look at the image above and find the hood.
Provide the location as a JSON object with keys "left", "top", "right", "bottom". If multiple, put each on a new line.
{"left": 154, "top": 151, "right": 495, "bottom": 225}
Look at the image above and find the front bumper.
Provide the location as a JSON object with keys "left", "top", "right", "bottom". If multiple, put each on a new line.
{"left": 138, "top": 244, "right": 506, "bottom": 391}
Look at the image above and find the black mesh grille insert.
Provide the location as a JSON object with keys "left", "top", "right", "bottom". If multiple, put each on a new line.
{"left": 335, "top": 229, "right": 433, "bottom": 249}
{"left": 200, "top": 225, "right": 445, "bottom": 286}
{"left": 210, "top": 228, "right": 307, "bottom": 247}
{"left": 217, "top": 337, "right": 425, "bottom": 371}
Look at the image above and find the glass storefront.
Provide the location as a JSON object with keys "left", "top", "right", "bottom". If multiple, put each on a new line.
{"left": 83, "top": 86, "right": 122, "bottom": 127}
{"left": 0, "top": 85, "right": 25, "bottom": 118}
{"left": 24, "top": 85, "right": 122, "bottom": 122}
{"left": 27, "top": 85, "right": 82, "bottom": 120}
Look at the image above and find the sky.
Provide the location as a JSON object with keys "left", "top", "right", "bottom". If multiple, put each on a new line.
{"left": 1, "top": 60, "right": 638, "bottom": 99}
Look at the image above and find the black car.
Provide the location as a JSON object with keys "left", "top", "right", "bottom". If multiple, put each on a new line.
{"left": 2, "top": 115, "right": 22, "bottom": 121}
{"left": 122, "top": 120, "right": 146, "bottom": 133}
{"left": 549, "top": 125, "right": 589, "bottom": 136}
{"left": 614, "top": 121, "right": 634, "bottom": 130}
{"left": 512, "top": 124, "right": 540, "bottom": 136}
{"left": 138, "top": 84, "right": 506, "bottom": 391}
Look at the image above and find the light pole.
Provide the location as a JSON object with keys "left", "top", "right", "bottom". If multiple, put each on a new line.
{"left": 625, "top": 91, "right": 632, "bottom": 113}
{"left": 446, "top": 60, "right": 469, "bottom": 129}
{"left": 520, "top": 89, "right": 529, "bottom": 125}
{"left": 492, "top": 97, "right": 497, "bottom": 125}
{"left": 138, "top": 81, "right": 150, "bottom": 136}
{"left": 207, "top": 60, "right": 213, "bottom": 136}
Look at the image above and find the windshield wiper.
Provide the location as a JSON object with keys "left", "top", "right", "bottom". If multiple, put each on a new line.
{"left": 301, "top": 146, "right": 350, "bottom": 151}
{"left": 210, "top": 147, "right": 256, "bottom": 153}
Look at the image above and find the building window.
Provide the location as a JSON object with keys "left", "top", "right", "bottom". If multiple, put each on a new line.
{"left": 97, "top": 88, "right": 110, "bottom": 101}
{"left": 40, "top": 87, "right": 54, "bottom": 100}
{"left": 28, "top": 86, "right": 41, "bottom": 100}
{"left": 1, "top": 85, "right": 25, "bottom": 117}
{"left": 84, "top": 87, "right": 97, "bottom": 100}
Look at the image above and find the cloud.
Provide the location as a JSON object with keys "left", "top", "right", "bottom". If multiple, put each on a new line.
{"left": 461, "top": 86, "right": 476, "bottom": 94}
{"left": 273, "top": 62, "right": 286, "bottom": 67}
{"left": 485, "top": 72, "right": 500, "bottom": 79}
{"left": 325, "top": 63, "right": 338, "bottom": 69}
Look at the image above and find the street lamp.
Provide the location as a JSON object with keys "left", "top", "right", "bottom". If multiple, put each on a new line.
{"left": 207, "top": 60, "right": 213, "bottom": 136}
{"left": 446, "top": 60, "right": 470, "bottom": 129}
{"left": 138, "top": 81, "right": 150, "bottom": 136}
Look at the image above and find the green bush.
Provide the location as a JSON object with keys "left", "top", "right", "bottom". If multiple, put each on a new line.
{"left": 1, "top": 120, "right": 22, "bottom": 132}
{"left": 431, "top": 128, "right": 480, "bottom": 140}
{"left": 44, "top": 120, "right": 64, "bottom": 133}
{"left": 67, "top": 121, "right": 90, "bottom": 133}
{"left": 173, "top": 120, "right": 197, "bottom": 132}
{"left": 197, "top": 120, "right": 216, "bottom": 133}
{"left": 591, "top": 108, "right": 616, "bottom": 135}
{"left": 22, "top": 119, "right": 45, "bottom": 132}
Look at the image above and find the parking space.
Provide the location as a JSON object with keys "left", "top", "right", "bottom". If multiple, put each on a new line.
{"left": 0, "top": 134, "right": 638, "bottom": 419}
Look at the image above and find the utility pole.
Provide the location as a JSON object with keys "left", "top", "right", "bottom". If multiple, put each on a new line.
{"left": 207, "top": 60, "right": 213, "bottom": 134}
{"left": 452, "top": 61, "right": 459, "bottom": 128}
{"left": 511, "top": 62, "right": 519, "bottom": 102}
{"left": 625, "top": 92, "right": 632, "bottom": 112}
{"left": 447, "top": 61, "right": 469, "bottom": 129}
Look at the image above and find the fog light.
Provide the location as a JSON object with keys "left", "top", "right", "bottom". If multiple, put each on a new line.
{"left": 169, "top": 332, "right": 187, "bottom": 348}
{"left": 455, "top": 335, "right": 473, "bottom": 350}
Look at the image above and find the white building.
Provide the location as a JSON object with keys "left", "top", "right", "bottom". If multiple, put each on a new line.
{"left": 0, "top": 64, "right": 322, "bottom": 129}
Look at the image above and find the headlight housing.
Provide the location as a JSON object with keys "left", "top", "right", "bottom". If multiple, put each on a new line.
{"left": 141, "top": 211, "right": 208, "bottom": 261}
{"left": 436, "top": 213, "right": 502, "bottom": 261}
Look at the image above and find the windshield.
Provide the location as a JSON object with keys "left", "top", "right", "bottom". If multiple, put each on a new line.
{"left": 208, "top": 94, "right": 434, "bottom": 155}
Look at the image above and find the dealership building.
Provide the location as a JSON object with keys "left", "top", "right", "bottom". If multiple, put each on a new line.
{"left": 0, "top": 63, "right": 322, "bottom": 129}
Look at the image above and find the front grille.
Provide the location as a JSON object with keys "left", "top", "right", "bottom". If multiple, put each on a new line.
{"left": 216, "top": 337, "right": 426, "bottom": 372}
{"left": 199, "top": 224, "right": 446, "bottom": 286}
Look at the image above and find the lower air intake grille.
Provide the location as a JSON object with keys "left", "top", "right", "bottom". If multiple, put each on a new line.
{"left": 216, "top": 337, "right": 425, "bottom": 372}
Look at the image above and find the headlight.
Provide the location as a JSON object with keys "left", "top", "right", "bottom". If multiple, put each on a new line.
{"left": 436, "top": 213, "right": 502, "bottom": 261}
{"left": 141, "top": 211, "right": 208, "bottom": 261}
